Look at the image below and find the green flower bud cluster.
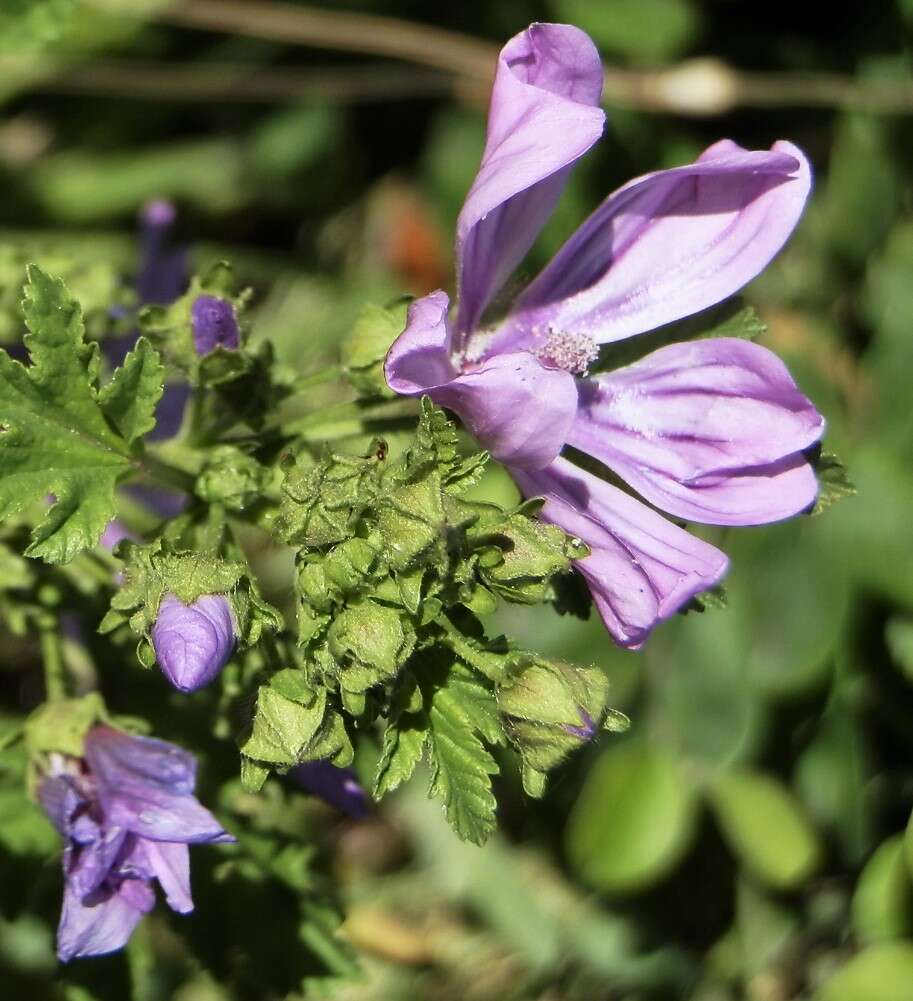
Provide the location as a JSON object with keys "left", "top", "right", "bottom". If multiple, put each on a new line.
{"left": 257, "top": 398, "right": 614, "bottom": 841}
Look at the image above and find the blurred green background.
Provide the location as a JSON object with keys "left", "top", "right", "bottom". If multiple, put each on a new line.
{"left": 4, "top": 1, "right": 913, "bottom": 999}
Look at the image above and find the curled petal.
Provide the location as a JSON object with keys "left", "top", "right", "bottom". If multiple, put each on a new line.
{"left": 57, "top": 877, "right": 154, "bottom": 962}
{"left": 66, "top": 826, "right": 128, "bottom": 900}
{"left": 384, "top": 291, "right": 457, "bottom": 395}
{"left": 386, "top": 291, "right": 578, "bottom": 469}
{"left": 512, "top": 458, "right": 728, "bottom": 648}
{"left": 455, "top": 22, "right": 605, "bottom": 337}
{"left": 492, "top": 140, "right": 811, "bottom": 353}
{"left": 152, "top": 593, "right": 236, "bottom": 693}
{"left": 569, "top": 337, "right": 825, "bottom": 525}
{"left": 38, "top": 775, "right": 84, "bottom": 838}
{"left": 85, "top": 726, "right": 234, "bottom": 845}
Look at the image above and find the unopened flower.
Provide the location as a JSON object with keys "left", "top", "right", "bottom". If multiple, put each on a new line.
{"left": 289, "top": 761, "right": 367, "bottom": 818}
{"left": 385, "top": 22, "right": 824, "bottom": 647}
{"left": 191, "top": 294, "right": 240, "bottom": 354}
{"left": 38, "top": 725, "right": 233, "bottom": 962}
{"left": 497, "top": 659, "right": 611, "bottom": 784}
{"left": 151, "top": 593, "right": 235, "bottom": 692}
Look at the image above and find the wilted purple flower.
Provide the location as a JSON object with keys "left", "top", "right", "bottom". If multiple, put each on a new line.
{"left": 191, "top": 295, "right": 240, "bottom": 355}
{"left": 151, "top": 593, "right": 235, "bottom": 692}
{"left": 385, "top": 22, "right": 825, "bottom": 647}
{"left": 38, "top": 725, "right": 233, "bottom": 962}
{"left": 289, "top": 761, "right": 367, "bottom": 819}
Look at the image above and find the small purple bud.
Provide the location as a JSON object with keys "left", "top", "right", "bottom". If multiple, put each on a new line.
{"left": 289, "top": 761, "right": 367, "bottom": 819}
{"left": 151, "top": 593, "right": 235, "bottom": 693}
{"left": 191, "top": 295, "right": 240, "bottom": 355}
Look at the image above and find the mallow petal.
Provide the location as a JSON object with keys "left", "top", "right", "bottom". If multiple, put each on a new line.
{"left": 140, "top": 838, "right": 194, "bottom": 913}
{"left": 152, "top": 593, "right": 236, "bottom": 693}
{"left": 386, "top": 291, "right": 578, "bottom": 470}
{"left": 434, "top": 353, "right": 578, "bottom": 470}
{"left": 57, "top": 877, "right": 153, "bottom": 962}
{"left": 84, "top": 726, "right": 234, "bottom": 845}
{"left": 492, "top": 140, "right": 811, "bottom": 353}
{"left": 384, "top": 291, "right": 457, "bottom": 395}
{"left": 455, "top": 22, "right": 604, "bottom": 337}
{"left": 569, "top": 337, "right": 825, "bottom": 525}
{"left": 512, "top": 458, "right": 728, "bottom": 648}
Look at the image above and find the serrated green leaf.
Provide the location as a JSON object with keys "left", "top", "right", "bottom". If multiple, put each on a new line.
{"left": 423, "top": 665, "right": 499, "bottom": 845}
{"left": 0, "top": 267, "right": 159, "bottom": 563}
{"left": 374, "top": 714, "right": 428, "bottom": 799}
{"left": 97, "top": 337, "right": 164, "bottom": 445}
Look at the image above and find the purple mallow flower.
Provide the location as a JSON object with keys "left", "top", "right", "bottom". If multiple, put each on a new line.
{"left": 151, "top": 593, "right": 235, "bottom": 692}
{"left": 191, "top": 295, "right": 240, "bottom": 355}
{"left": 289, "top": 761, "right": 368, "bottom": 819}
{"left": 385, "top": 22, "right": 825, "bottom": 648}
{"left": 38, "top": 726, "right": 233, "bottom": 962}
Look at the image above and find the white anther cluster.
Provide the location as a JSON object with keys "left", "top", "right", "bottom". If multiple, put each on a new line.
{"left": 535, "top": 328, "right": 600, "bottom": 376}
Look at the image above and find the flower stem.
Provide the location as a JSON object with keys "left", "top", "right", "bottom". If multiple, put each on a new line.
{"left": 288, "top": 365, "right": 343, "bottom": 394}
{"left": 137, "top": 451, "right": 197, "bottom": 494}
{"left": 39, "top": 619, "right": 66, "bottom": 701}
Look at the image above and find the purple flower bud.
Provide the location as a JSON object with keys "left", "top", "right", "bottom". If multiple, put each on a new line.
{"left": 289, "top": 761, "right": 367, "bottom": 818}
{"left": 38, "top": 726, "right": 233, "bottom": 961}
{"left": 191, "top": 295, "right": 240, "bottom": 355}
{"left": 151, "top": 593, "right": 235, "bottom": 693}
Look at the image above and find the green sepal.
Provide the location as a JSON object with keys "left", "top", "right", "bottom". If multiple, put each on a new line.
{"left": 241, "top": 668, "right": 353, "bottom": 768}
{"left": 24, "top": 692, "right": 107, "bottom": 758}
{"left": 811, "top": 450, "right": 856, "bottom": 515}
{"left": 195, "top": 445, "right": 272, "bottom": 512}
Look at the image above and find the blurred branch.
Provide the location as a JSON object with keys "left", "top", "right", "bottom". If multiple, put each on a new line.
{"left": 50, "top": 0, "right": 913, "bottom": 115}
{"left": 0, "top": 58, "right": 454, "bottom": 104}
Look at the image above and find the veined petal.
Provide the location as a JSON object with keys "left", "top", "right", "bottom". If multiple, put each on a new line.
{"left": 433, "top": 352, "right": 578, "bottom": 470}
{"left": 455, "top": 22, "right": 604, "bottom": 337}
{"left": 491, "top": 140, "right": 811, "bottom": 353}
{"left": 386, "top": 292, "right": 577, "bottom": 469}
{"left": 56, "top": 877, "right": 153, "bottom": 962}
{"left": 569, "top": 338, "right": 824, "bottom": 525}
{"left": 85, "top": 727, "right": 234, "bottom": 845}
{"left": 512, "top": 458, "right": 728, "bottom": 648}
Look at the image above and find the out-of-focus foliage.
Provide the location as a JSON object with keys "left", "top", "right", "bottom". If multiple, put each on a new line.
{"left": 2, "top": 2, "right": 913, "bottom": 1000}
